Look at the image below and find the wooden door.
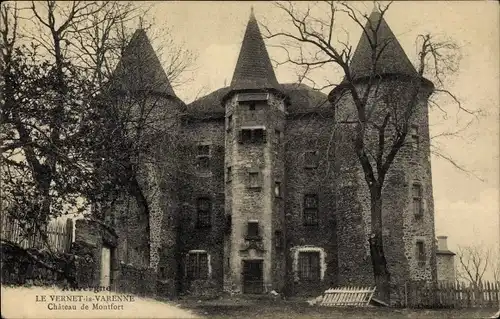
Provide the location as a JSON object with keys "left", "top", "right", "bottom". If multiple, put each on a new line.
{"left": 242, "top": 260, "right": 263, "bottom": 294}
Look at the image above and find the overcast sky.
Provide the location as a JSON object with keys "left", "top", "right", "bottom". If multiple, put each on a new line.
{"left": 145, "top": 1, "right": 499, "bottom": 265}
{"left": 12, "top": 1, "right": 499, "bottom": 278}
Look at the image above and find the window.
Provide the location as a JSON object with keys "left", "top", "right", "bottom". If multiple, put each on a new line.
{"left": 226, "top": 114, "right": 233, "bottom": 131}
{"left": 196, "top": 144, "right": 210, "bottom": 170}
{"left": 239, "top": 128, "right": 266, "bottom": 144}
{"left": 303, "top": 194, "right": 319, "bottom": 226}
{"left": 248, "top": 103, "right": 256, "bottom": 111}
{"left": 274, "top": 182, "right": 282, "bottom": 197}
{"left": 253, "top": 128, "right": 264, "bottom": 141}
{"left": 241, "top": 129, "right": 252, "bottom": 143}
{"left": 416, "top": 240, "right": 426, "bottom": 265}
{"left": 159, "top": 266, "right": 166, "bottom": 279}
{"left": 226, "top": 166, "right": 232, "bottom": 183}
{"left": 186, "top": 251, "right": 208, "bottom": 279}
{"left": 412, "top": 184, "right": 422, "bottom": 217}
{"left": 304, "top": 150, "right": 319, "bottom": 169}
{"left": 411, "top": 126, "right": 419, "bottom": 155}
{"left": 225, "top": 215, "right": 232, "bottom": 233}
{"left": 248, "top": 171, "right": 261, "bottom": 189}
{"left": 298, "top": 252, "right": 320, "bottom": 281}
{"left": 196, "top": 197, "right": 211, "bottom": 228}
{"left": 246, "top": 221, "right": 260, "bottom": 239}
{"left": 275, "top": 129, "right": 281, "bottom": 145}
{"left": 197, "top": 144, "right": 210, "bottom": 156}
{"left": 275, "top": 230, "right": 283, "bottom": 249}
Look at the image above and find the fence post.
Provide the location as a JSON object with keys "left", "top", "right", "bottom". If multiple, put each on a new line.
{"left": 65, "top": 219, "right": 74, "bottom": 252}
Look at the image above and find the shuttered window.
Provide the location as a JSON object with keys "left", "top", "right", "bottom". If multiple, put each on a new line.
{"left": 298, "top": 252, "right": 320, "bottom": 280}
{"left": 186, "top": 252, "right": 208, "bottom": 279}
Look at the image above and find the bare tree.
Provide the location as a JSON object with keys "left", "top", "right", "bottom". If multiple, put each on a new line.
{"left": 1, "top": 0, "right": 199, "bottom": 275}
{"left": 456, "top": 244, "right": 495, "bottom": 302}
{"left": 493, "top": 254, "right": 500, "bottom": 285}
{"left": 0, "top": 1, "right": 195, "bottom": 271}
{"left": 262, "top": 1, "right": 479, "bottom": 302}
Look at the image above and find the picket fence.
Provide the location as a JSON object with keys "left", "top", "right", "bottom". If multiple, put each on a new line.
{"left": 404, "top": 281, "right": 500, "bottom": 308}
{"left": 0, "top": 213, "right": 73, "bottom": 253}
{"left": 320, "top": 286, "right": 376, "bottom": 307}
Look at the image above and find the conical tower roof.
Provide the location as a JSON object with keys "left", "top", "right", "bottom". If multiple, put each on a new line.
{"left": 348, "top": 9, "right": 418, "bottom": 80}
{"left": 108, "top": 29, "right": 176, "bottom": 97}
{"left": 229, "top": 9, "right": 280, "bottom": 92}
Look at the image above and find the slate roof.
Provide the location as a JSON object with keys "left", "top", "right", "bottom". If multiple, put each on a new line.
{"left": 280, "top": 83, "right": 329, "bottom": 114}
{"left": 186, "top": 83, "right": 329, "bottom": 117}
{"left": 108, "top": 29, "right": 177, "bottom": 98}
{"left": 348, "top": 9, "right": 418, "bottom": 80}
{"left": 186, "top": 87, "right": 229, "bottom": 116}
{"left": 229, "top": 10, "right": 280, "bottom": 93}
{"left": 436, "top": 249, "right": 456, "bottom": 256}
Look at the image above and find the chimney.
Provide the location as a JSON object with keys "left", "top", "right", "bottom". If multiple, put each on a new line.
{"left": 437, "top": 236, "right": 448, "bottom": 251}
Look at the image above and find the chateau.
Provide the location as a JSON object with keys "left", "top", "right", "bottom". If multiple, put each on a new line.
{"left": 106, "top": 9, "right": 437, "bottom": 299}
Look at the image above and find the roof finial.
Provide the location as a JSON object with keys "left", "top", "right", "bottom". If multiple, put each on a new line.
{"left": 139, "top": 16, "right": 144, "bottom": 29}
{"left": 250, "top": 6, "right": 255, "bottom": 17}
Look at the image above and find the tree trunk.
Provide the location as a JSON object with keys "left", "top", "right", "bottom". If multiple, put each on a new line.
{"left": 369, "top": 188, "right": 391, "bottom": 303}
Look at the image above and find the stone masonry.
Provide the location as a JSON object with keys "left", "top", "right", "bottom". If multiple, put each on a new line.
{"left": 108, "top": 9, "right": 439, "bottom": 299}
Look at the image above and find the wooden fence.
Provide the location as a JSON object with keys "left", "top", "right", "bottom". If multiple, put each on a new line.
{"left": 0, "top": 213, "right": 73, "bottom": 253}
{"left": 319, "top": 286, "right": 376, "bottom": 307}
{"left": 404, "top": 280, "right": 500, "bottom": 308}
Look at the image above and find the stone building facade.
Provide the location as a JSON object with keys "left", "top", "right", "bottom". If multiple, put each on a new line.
{"left": 108, "top": 10, "right": 438, "bottom": 299}
{"left": 436, "top": 236, "right": 456, "bottom": 283}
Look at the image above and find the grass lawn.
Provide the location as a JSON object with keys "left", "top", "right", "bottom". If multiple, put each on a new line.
{"left": 179, "top": 299, "right": 498, "bottom": 319}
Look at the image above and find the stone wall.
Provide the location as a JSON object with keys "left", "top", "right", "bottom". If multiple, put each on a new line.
{"left": 284, "top": 111, "right": 343, "bottom": 296}
{"left": 223, "top": 93, "right": 287, "bottom": 293}
{"left": 436, "top": 253, "right": 456, "bottom": 283}
{"left": 0, "top": 219, "right": 107, "bottom": 289}
{"left": 177, "top": 117, "right": 225, "bottom": 293}
{"left": 0, "top": 240, "right": 94, "bottom": 288}
{"left": 110, "top": 94, "right": 183, "bottom": 285}
{"left": 74, "top": 219, "right": 120, "bottom": 288}
{"left": 74, "top": 218, "right": 162, "bottom": 297}
{"left": 115, "top": 263, "right": 157, "bottom": 297}
{"left": 332, "top": 77, "right": 437, "bottom": 304}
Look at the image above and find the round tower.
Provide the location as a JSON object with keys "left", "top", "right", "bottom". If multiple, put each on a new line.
{"left": 328, "top": 9, "right": 436, "bottom": 294}
{"left": 107, "top": 28, "right": 185, "bottom": 282}
{"left": 222, "top": 10, "right": 288, "bottom": 294}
